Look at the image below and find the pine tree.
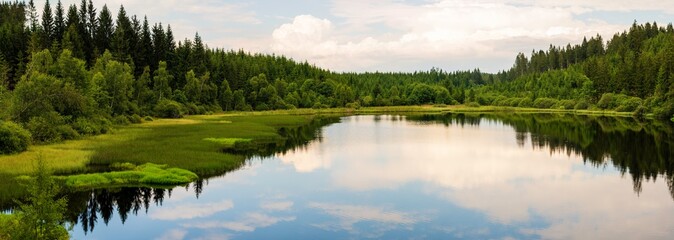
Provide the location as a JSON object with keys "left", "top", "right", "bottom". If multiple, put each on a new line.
{"left": 41, "top": 0, "right": 54, "bottom": 46}
{"left": 27, "top": 0, "right": 39, "bottom": 32}
{"left": 95, "top": 4, "right": 114, "bottom": 54}
{"left": 53, "top": 0, "right": 65, "bottom": 46}
{"left": 111, "top": 5, "right": 132, "bottom": 62}
{"left": 140, "top": 16, "right": 154, "bottom": 71}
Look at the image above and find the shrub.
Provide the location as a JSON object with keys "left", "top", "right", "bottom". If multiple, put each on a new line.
{"left": 129, "top": 114, "right": 142, "bottom": 124}
{"left": 26, "top": 113, "right": 64, "bottom": 144}
{"left": 185, "top": 103, "right": 199, "bottom": 115}
{"left": 56, "top": 125, "right": 79, "bottom": 140}
{"left": 255, "top": 103, "right": 270, "bottom": 111}
{"left": 72, "top": 118, "right": 94, "bottom": 135}
{"left": 154, "top": 99, "right": 184, "bottom": 118}
{"left": 517, "top": 98, "right": 533, "bottom": 108}
{"left": 597, "top": 93, "right": 618, "bottom": 109}
{"left": 556, "top": 100, "right": 576, "bottom": 110}
{"left": 615, "top": 97, "right": 642, "bottom": 112}
{"left": 0, "top": 121, "right": 31, "bottom": 154}
{"left": 491, "top": 96, "right": 507, "bottom": 106}
{"left": 533, "top": 98, "right": 558, "bottom": 109}
{"left": 113, "top": 115, "right": 131, "bottom": 125}
{"left": 345, "top": 102, "right": 361, "bottom": 109}
{"left": 93, "top": 116, "right": 112, "bottom": 134}
{"left": 465, "top": 102, "right": 480, "bottom": 107}
{"left": 143, "top": 116, "right": 154, "bottom": 122}
{"left": 312, "top": 102, "right": 329, "bottom": 109}
{"left": 574, "top": 100, "right": 590, "bottom": 110}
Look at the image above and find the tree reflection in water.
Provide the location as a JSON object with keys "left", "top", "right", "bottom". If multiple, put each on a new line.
{"left": 408, "top": 113, "right": 674, "bottom": 201}
{"left": 65, "top": 116, "right": 340, "bottom": 234}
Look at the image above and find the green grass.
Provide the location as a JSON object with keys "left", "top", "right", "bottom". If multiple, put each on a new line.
{"left": 61, "top": 163, "right": 198, "bottom": 189}
{"left": 88, "top": 114, "right": 316, "bottom": 176}
{"left": 203, "top": 137, "right": 252, "bottom": 147}
{"left": 0, "top": 113, "right": 317, "bottom": 177}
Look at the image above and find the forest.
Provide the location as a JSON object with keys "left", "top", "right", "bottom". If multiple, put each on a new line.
{"left": 2, "top": 0, "right": 674, "bottom": 154}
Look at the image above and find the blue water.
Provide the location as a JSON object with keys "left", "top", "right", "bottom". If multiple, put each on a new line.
{"left": 70, "top": 115, "right": 674, "bottom": 239}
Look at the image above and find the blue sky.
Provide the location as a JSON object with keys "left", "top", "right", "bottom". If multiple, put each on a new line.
{"left": 40, "top": 0, "right": 674, "bottom": 72}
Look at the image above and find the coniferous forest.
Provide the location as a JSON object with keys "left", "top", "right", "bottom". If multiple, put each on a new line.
{"left": 3, "top": 0, "right": 674, "bottom": 153}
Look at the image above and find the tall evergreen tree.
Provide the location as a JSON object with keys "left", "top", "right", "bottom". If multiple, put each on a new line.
{"left": 111, "top": 5, "right": 132, "bottom": 62}
{"left": 95, "top": 4, "right": 113, "bottom": 55}
{"left": 64, "top": 5, "right": 84, "bottom": 58}
{"left": 139, "top": 16, "right": 154, "bottom": 72}
{"left": 41, "top": 0, "right": 54, "bottom": 46}
{"left": 86, "top": 0, "right": 97, "bottom": 61}
{"left": 53, "top": 0, "right": 65, "bottom": 46}
{"left": 27, "top": 0, "right": 38, "bottom": 32}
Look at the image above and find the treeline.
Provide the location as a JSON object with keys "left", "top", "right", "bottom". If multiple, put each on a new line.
{"left": 477, "top": 22, "right": 674, "bottom": 117}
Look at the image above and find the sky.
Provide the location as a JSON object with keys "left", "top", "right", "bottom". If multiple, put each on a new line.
{"left": 38, "top": 0, "right": 674, "bottom": 73}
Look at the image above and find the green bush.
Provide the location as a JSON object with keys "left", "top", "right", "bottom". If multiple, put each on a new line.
{"left": 465, "top": 102, "right": 480, "bottom": 107}
{"left": 143, "top": 116, "right": 154, "bottom": 121}
{"left": 615, "top": 97, "right": 642, "bottom": 112}
{"left": 72, "top": 118, "right": 97, "bottom": 135}
{"left": 596, "top": 93, "right": 643, "bottom": 112}
{"left": 72, "top": 117, "right": 110, "bottom": 135}
{"left": 517, "top": 98, "right": 533, "bottom": 108}
{"left": 255, "top": 103, "right": 270, "bottom": 111}
{"left": 154, "top": 99, "right": 184, "bottom": 118}
{"left": 185, "top": 103, "right": 199, "bottom": 115}
{"left": 574, "top": 100, "right": 590, "bottom": 110}
{"left": 93, "top": 116, "right": 112, "bottom": 134}
{"left": 0, "top": 121, "right": 31, "bottom": 154}
{"left": 26, "top": 113, "right": 65, "bottom": 144}
{"left": 129, "top": 114, "right": 142, "bottom": 124}
{"left": 652, "top": 104, "right": 673, "bottom": 119}
{"left": 56, "top": 125, "right": 79, "bottom": 140}
{"left": 533, "top": 98, "right": 558, "bottom": 109}
{"left": 113, "top": 115, "right": 131, "bottom": 125}
{"left": 555, "top": 100, "right": 576, "bottom": 110}
{"left": 312, "top": 102, "right": 329, "bottom": 109}
{"left": 597, "top": 93, "right": 627, "bottom": 110}
{"left": 345, "top": 102, "right": 361, "bottom": 109}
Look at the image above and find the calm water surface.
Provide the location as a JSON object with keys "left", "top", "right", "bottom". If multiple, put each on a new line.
{"left": 69, "top": 114, "right": 674, "bottom": 239}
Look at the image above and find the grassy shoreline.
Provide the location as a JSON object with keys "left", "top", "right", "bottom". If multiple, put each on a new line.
{"left": 222, "top": 105, "right": 642, "bottom": 117}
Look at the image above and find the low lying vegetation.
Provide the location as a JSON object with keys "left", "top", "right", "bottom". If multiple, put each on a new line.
{"left": 61, "top": 163, "right": 198, "bottom": 189}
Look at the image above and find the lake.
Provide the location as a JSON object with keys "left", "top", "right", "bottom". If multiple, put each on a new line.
{"left": 67, "top": 113, "right": 674, "bottom": 239}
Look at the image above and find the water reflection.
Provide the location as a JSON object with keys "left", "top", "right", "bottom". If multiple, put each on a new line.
{"left": 64, "top": 114, "right": 674, "bottom": 239}
{"left": 407, "top": 113, "right": 674, "bottom": 200}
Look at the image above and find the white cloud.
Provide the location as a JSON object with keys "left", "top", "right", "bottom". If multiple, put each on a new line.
{"left": 155, "top": 229, "right": 188, "bottom": 240}
{"left": 445, "top": 174, "right": 674, "bottom": 239}
{"left": 309, "top": 202, "right": 422, "bottom": 233}
{"left": 260, "top": 201, "right": 294, "bottom": 211}
{"left": 277, "top": 141, "right": 332, "bottom": 172}
{"left": 270, "top": 0, "right": 628, "bottom": 72}
{"left": 149, "top": 200, "right": 234, "bottom": 220}
{"left": 182, "top": 212, "right": 296, "bottom": 232}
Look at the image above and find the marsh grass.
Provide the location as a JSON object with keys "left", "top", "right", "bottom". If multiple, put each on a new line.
{"left": 203, "top": 137, "right": 252, "bottom": 147}
{"left": 61, "top": 163, "right": 198, "bottom": 189}
{"left": 0, "top": 113, "right": 316, "bottom": 179}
